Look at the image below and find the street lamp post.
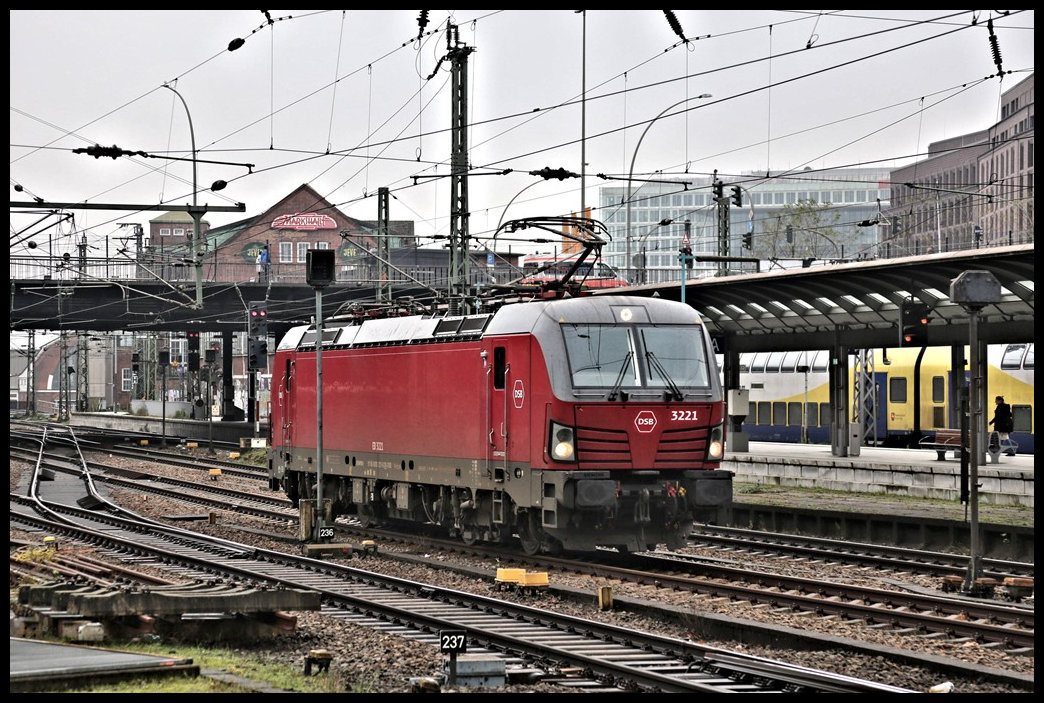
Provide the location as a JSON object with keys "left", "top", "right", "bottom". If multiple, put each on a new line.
{"left": 625, "top": 94, "right": 711, "bottom": 283}
{"left": 162, "top": 84, "right": 205, "bottom": 309}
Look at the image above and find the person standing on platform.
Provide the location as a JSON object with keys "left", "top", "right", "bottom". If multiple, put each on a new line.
{"left": 260, "top": 244, "right": 270, "bottom": 282}
{"left": 988, "top": 395, "right": 1015, "bottom": 455}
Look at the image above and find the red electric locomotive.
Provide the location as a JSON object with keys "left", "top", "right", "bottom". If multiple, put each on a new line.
{"left": 268, "top": 292, "right": 731, "bottom": 554}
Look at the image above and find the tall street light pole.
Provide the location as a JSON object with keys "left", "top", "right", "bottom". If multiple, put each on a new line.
{"left": 625, "top": 94, "right": 711, "bottom": 284}
{"left": 163, "top": 84, "right": 205, "bottom": 309}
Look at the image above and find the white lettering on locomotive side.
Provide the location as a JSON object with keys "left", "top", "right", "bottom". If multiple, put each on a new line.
{"left": 670, "top": 410, "right": 700, "bottom": 421}
{"left": 372, "top": 441, "right": 384, "bottom": 451}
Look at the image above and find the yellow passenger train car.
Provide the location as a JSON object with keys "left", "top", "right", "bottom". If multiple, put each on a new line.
{"left": 737, "top": 343, "right": 1033, "bottom": 454}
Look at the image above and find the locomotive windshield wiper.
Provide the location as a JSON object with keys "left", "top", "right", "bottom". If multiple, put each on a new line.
{"left": 646, "top": 351, "right": 684, "bottom": 401}
{"left": 607, "top": 352, "right": 634, "bottom": 402}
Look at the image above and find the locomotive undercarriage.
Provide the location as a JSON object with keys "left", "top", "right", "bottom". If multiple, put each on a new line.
{"left": 277, "top": 460, "right": 731, "bottom": 555}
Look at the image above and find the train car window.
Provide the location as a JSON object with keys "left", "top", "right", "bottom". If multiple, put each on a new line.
{"left": 493, "top": 347, "right": 506, "bottom": 390}
{"left": 931, "top": 376, "right": 945, "bottom": 404}
{"left": 1012, "top": 405, "right": 1031, "bottom": 432}
{"left": 781, "top": 351, "right": 802, "bottom": 372}
{"left": 805, "top": 403, "right": 818, "bottom": 427}
{"left": 1000, "top": 344, "right": 1027, "bottom": 370}
{"left": 748, "top": 353, "right": 766, "bottom": 373}
{"left": 1023, "top": 343, "right": 1034, "bottom": 369}
{"left": 772, "top": 402, "right": 786, "bottom": 425}
{"left": 810, "top": 351, "right": 828, "bottom": 372}
{"left": 765, "top": 352, "right": 785, "bottom": 373}
{"left": 787, "top": 402, "right": 802, "bottom": 425}
{"left": 818, "top": 402, "right": 831, "bottom": 427}
{"left": 757, "top": 401, "right": 770, "bottom": 425}
{"left": 889, "top": 377, "right": 907, "bottom": 403}
{"left": 932, "top": 406, "right": 945, "bottom": 428}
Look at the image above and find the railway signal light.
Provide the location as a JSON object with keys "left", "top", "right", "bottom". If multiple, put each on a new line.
{"left": 187, "top": 331, "right": 200, "bottom": 371}
{"left": 899, "top": 300, "right": 930, "bottom": 347}
{"left": 248, "top": 338, "right": 268, "bottom": 370}
{"left": 679, "top": 244, "right": 693, "bottom": 269}
{"left": 248, "top": 302, "right": 268, "bottom": 338}
{"left": 730, "top": 186, "right": 742, "bottom": 208}
{"left": 786, "top": 225, "right": 794, "bottom": 243}
{"left": 712, "top": 180, "right": 724, "bottom": 200}
{"left": 742, "top": 231, "right": 753, "bottom": 250}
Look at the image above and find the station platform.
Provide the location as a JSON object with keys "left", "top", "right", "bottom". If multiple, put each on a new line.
{"left": 725, "top": 441, "right": 1033, "bottom": 509}
{"left": 9, "top": 636, "right": 198, "bottom": 692}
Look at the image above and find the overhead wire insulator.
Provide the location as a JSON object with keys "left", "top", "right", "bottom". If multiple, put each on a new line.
{"left": 987, "top": 18, "right": 1003, "bottom": 74}
{"left": 663, "top": 10, "right": 686, "bottom": 43}
{"left": 417, "top": 10, "right": 429, "bottom": 40}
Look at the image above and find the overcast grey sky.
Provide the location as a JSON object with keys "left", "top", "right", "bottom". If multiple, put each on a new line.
{"left": 10, "top": 10, "right": 1035, "bottom": 258}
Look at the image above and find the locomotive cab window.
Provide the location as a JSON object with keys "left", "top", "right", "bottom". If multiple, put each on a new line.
{"left": 493, "top": 347, "right": 506, "bottom": 390}
{"left": 562, "top": 322, "right": 713, "bottom": 391}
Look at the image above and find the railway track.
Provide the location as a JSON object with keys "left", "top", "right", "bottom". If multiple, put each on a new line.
{"left": 13, "top": 441, "right": 1035, "bottom": 650}
{"left": 11, "top": 494, "right": 911, "bottom": 693}
{"left": 10, "top": 423, "right": 1034, "bottom": 691}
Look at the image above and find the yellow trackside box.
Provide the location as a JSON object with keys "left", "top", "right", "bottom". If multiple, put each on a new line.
{"left": 522, "top": 572, "right": 549, "bottom": 588}
{"left": 495, "top": 568, "right": 526, "bottom": 586}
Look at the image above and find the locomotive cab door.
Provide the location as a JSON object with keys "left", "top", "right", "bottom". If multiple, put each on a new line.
{"left": 486, "top": 340, "right": 532, "bottom": 472}
{"left": 488, "top": 345, "right": 509, "bottom": 465}
{"left": 279, "top": 355, "right": 296, "bottom": 454}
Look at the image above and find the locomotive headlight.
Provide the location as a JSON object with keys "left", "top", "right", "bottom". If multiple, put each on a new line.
{"left": 549, "top": 422, "right": 576, "bottom": 462}
{"left": 707, "top": 424, "right": 724, "bottom": 460}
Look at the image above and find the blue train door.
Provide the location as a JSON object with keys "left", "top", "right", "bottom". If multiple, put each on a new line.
{"left": 873, "top": 371, "right": 889, "bottom": 443}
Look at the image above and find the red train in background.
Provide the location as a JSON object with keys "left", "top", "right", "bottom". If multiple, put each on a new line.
{"left": 268, "top": 293, "right": 731, "bottom": 554}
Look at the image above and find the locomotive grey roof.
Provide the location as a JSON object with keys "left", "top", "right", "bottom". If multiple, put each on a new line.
{"left": 484, "top": 295, "right": 705, "bottom": 336}
{"left": 278, "top": 295, "right": 708, "bottom": 351}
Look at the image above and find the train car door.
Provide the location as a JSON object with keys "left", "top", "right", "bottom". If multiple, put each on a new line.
{"left": 873, "top": 371, "right": 889, "bottom": 441}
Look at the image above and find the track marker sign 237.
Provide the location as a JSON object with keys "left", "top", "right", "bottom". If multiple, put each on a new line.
{"left": 439, "top": 630, "right": 467, "bottom": 653}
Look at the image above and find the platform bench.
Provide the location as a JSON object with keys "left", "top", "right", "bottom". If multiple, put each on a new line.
{"left": 918, "top": 429, "right": 968, "bottom": 461}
